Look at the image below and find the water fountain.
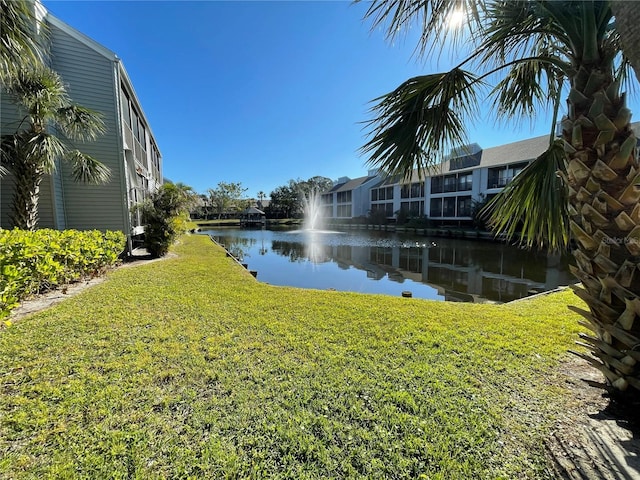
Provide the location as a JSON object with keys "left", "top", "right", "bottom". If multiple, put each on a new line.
{"left": 302, "top": 189, "right": 325, "bottom": 231}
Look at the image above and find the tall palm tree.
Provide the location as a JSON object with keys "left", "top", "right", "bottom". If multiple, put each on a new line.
{"left": 1, "top": 67, "right": 110, "bottom": 230}
{"left": 0, "top": 0, "right": 46, "bottom": 80}
{"left": 361, "top": 0, "right": 640, "bottom": 398}
{"left": 611, "top": 1, "right": 640, "bottom": 84}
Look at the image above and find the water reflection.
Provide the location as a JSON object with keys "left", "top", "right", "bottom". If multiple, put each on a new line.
{"left": 203, "top": 228, "right": 574, "bottom": 303}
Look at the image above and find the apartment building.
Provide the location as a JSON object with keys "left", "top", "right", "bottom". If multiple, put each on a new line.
{"left": 321, "top": 132, "right": 612, "bottom": 224}
{"left": 0, "top": 1, "right": 162, "bottom": 250}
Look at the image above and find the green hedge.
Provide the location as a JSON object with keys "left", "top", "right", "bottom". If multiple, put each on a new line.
{"left": 0, "top": 229, "right": 125, "bottom": 319}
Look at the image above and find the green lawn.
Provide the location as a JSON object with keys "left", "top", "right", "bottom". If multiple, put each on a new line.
{"left": 0, "top": 234, "right": 585, "bottom": 479}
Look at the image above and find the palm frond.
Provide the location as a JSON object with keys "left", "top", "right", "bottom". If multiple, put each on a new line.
{"left": 479, "top": 1, "right": 570, "bottom": 70}
{"left": 57, "top": 105, "right": 106, "bottom": 141}
{"left": 25, "top": 132, "right": 66, "bottom": 173}
{"left": 6, "top": 67, "right": 68, "bottom": 118}
{"left": 361, "top": 68, "right": 481, "bottom": 178}
{"left": 67, "top": 151, "right": 111, "bottom": 184}
{"left": 0, "top": 0, "right": 47, "bottom": 78}
{"left": 2, "top": 131, "right": 65, "bottom": 173}
{"left": 361, "top": 0, "right": 483, "bottom": 57}
{"left": 481, "top": 139, "right": 569, "bottom": 251}
{"left": 489, "top": 55, "right": 564, "bottom": 123}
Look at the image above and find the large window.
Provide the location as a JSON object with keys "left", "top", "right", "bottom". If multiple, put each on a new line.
{"left": 385, "top": 202, "right": 394, "bottom": 217}
{"left": 337, "top": 191, "right": 352, "bottom": 203}
{"left": 488, "top": 163, "right": 529, "bottom": 189}
{"left": 444, "top": 175, "right": 457, "bottom": 193}
{"left": 371, "top": 189, "right": 378, "bottom": 201}
{"left": 337, "top": 204, "right": 352, "bottom": 217}
{"left": 410, "top": 182, "right": 424, "bottom": 198}
{"left": 457, "top": 173, "right": 472, "bottom": 191}
{"left": 401, "top": 185, "right": 410, "bottom": 199}
{"left": 386, "top": 186, "right": 394, "bottom": 200}
{"left": 120, "top": 89, "right": 131, "bottom": 127}
{"left": 138, "top": 122, "right": 147, "bottom": 151}
{"left": 443, "top": 197, "right": 456, "bottom": 217}
{"left": 457, "top": 196, "right": 472, "bottom": 217}
{"left": 430, "top": 198, "right": 442, "bottom": 217}
{"left": 431, "top": 176, "right": 444, "bottom": 194}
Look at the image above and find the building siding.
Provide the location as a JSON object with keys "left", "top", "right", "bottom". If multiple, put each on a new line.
{"left": 48, "top": 22, "right": 126, "bottom": 232}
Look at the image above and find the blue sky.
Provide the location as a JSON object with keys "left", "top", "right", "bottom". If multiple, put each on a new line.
{"left": 44, "top": 1, "right": 639, "bottom": 199}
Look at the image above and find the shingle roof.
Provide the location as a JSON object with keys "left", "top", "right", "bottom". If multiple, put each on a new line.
{"left": 332, "top": 175, "right": 378, "bottom": 192}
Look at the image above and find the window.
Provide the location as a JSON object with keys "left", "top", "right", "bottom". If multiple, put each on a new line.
{"left": 430, "top": 198, "right": 442, "bottom": 217}
{"left": 321, "top": 194, "right": 333, "bottom": 205}
{"left": 385, "top": 202, "right": 394, "bottom": 217}
{"left": 386, "top": 186, "right": 394, "bottom": 200}
{"left": 139, "top": 123, "right": 147, "bottom": 151}
{"left": 410, "top": 201, "right": 423, "bottom": 216}
{"left": 444, "top": 175, "right": 457, "bottom": 193}
{"left": 337, "top": 204, "right": 352, "bottom": 217}
{"left": 488, "top": 167, "right": 507, "bottom": 189}
{"left": 378, "top": 188, "right": 386, "bottom": 201}
{"left": 401, "top": 201, "right": 410, "bottom": 213}
{"left": 401, "top": 185, "right": 410, "bottom": 199}
{"left": 337, "top": 191, "right": 352, "bottom": 203}
{"left": 443, "top": 197, "right": 456, "bottom": 216}
{"left": 511, "top": 162, "right": 528, "bottom": 178}
{"left": 131, "top": 110, "right": 139, "bottom": 140}
{"left": 457, "top": 196, "right": 472, "bottom": 217}
{"left": 120, "top": 89, "right": 131, "bottom": 127}
{"left": 457, "top": 173, "right": 472, "bottom": 191}
{"left": 371, "top": 189, "right": 378, "bottom": 201}
{"left": 410, "top": 182, "right": 423, "bottom": 198}
{"left": 431, "top": 176, "right": 444, "bottom": 194}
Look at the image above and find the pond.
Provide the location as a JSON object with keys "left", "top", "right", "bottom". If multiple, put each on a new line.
{"left": 200, "top": 227, "right": 575, "bottom": 303}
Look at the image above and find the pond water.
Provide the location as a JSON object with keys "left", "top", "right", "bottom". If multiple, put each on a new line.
{"left": 201, "top": 227, "right": 575, "bottom": 303}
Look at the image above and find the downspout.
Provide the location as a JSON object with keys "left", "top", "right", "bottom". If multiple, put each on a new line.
{"left": 111, "top": 58, "right": 133, "bottom": 255}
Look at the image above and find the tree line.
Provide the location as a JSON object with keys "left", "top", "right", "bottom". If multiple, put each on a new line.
{"left": 192, "top": 176, "right": 333, "bottom": 219}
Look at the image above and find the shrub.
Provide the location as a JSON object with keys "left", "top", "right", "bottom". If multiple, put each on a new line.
{"left": 137, "top": 183, "right": 192, "bottom": 258}
{"left": 0, "top": 229, "right": 125, "bottom": 318}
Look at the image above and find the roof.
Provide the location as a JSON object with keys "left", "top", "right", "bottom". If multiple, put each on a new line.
{"left": 332, "top": 175, "right": 379, "bottom": 192}
{"left": 242, "top": 206, "right": 265, "bottom": 215}
{"left": 46, "top": 12, "right": 118, "bottom": 61}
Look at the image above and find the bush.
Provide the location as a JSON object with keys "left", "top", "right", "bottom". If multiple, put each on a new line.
{"left": 137, "top": 184, "right": 192, "bottom": 258}
{"left": 0, "top": 229, "right": 125, "bottom": 318}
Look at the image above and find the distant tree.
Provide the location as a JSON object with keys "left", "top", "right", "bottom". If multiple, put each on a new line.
{"left": 257, "top": 190, "right": 266, "bottom": 209}
{"left": 1, "top": 67, "right": 110, "bottom": 230}
{"left": 295, "top": 176, "right": 333, "bottom": 197}
{"left": 207, "top": 181, "right": 248, "bottom": 219}
{"left": 268, "top": 184, "right": 299, "bottom": 218}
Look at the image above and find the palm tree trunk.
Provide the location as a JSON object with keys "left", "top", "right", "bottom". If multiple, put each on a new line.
{"left": 564, "top": 61, "right": 640, "bottom": 396}
{"left": 10, "top": 159, "right": 43, "bottom": 230}
{"left": 611, "top": 1, "right": 640, "bottom": 84}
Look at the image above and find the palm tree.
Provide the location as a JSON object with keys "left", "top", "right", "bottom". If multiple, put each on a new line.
{"left": 360, "top": 1, "right": 640, "bottom": 398}
{"left": 257, "top": 190, "right": 266, "bottom": 208}
{"left": 1, "top": 67, "right": 110, "bottom": 230}
{"left": 0, "top": 0, "right": 46, "bottom": 80}
{"left": 611, "top": 1, "right": 640, "bottom": 83}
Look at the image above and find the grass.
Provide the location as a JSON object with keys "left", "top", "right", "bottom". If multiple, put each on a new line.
{"left": 0, "top": 234, "right": 586, "bottom": 479}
